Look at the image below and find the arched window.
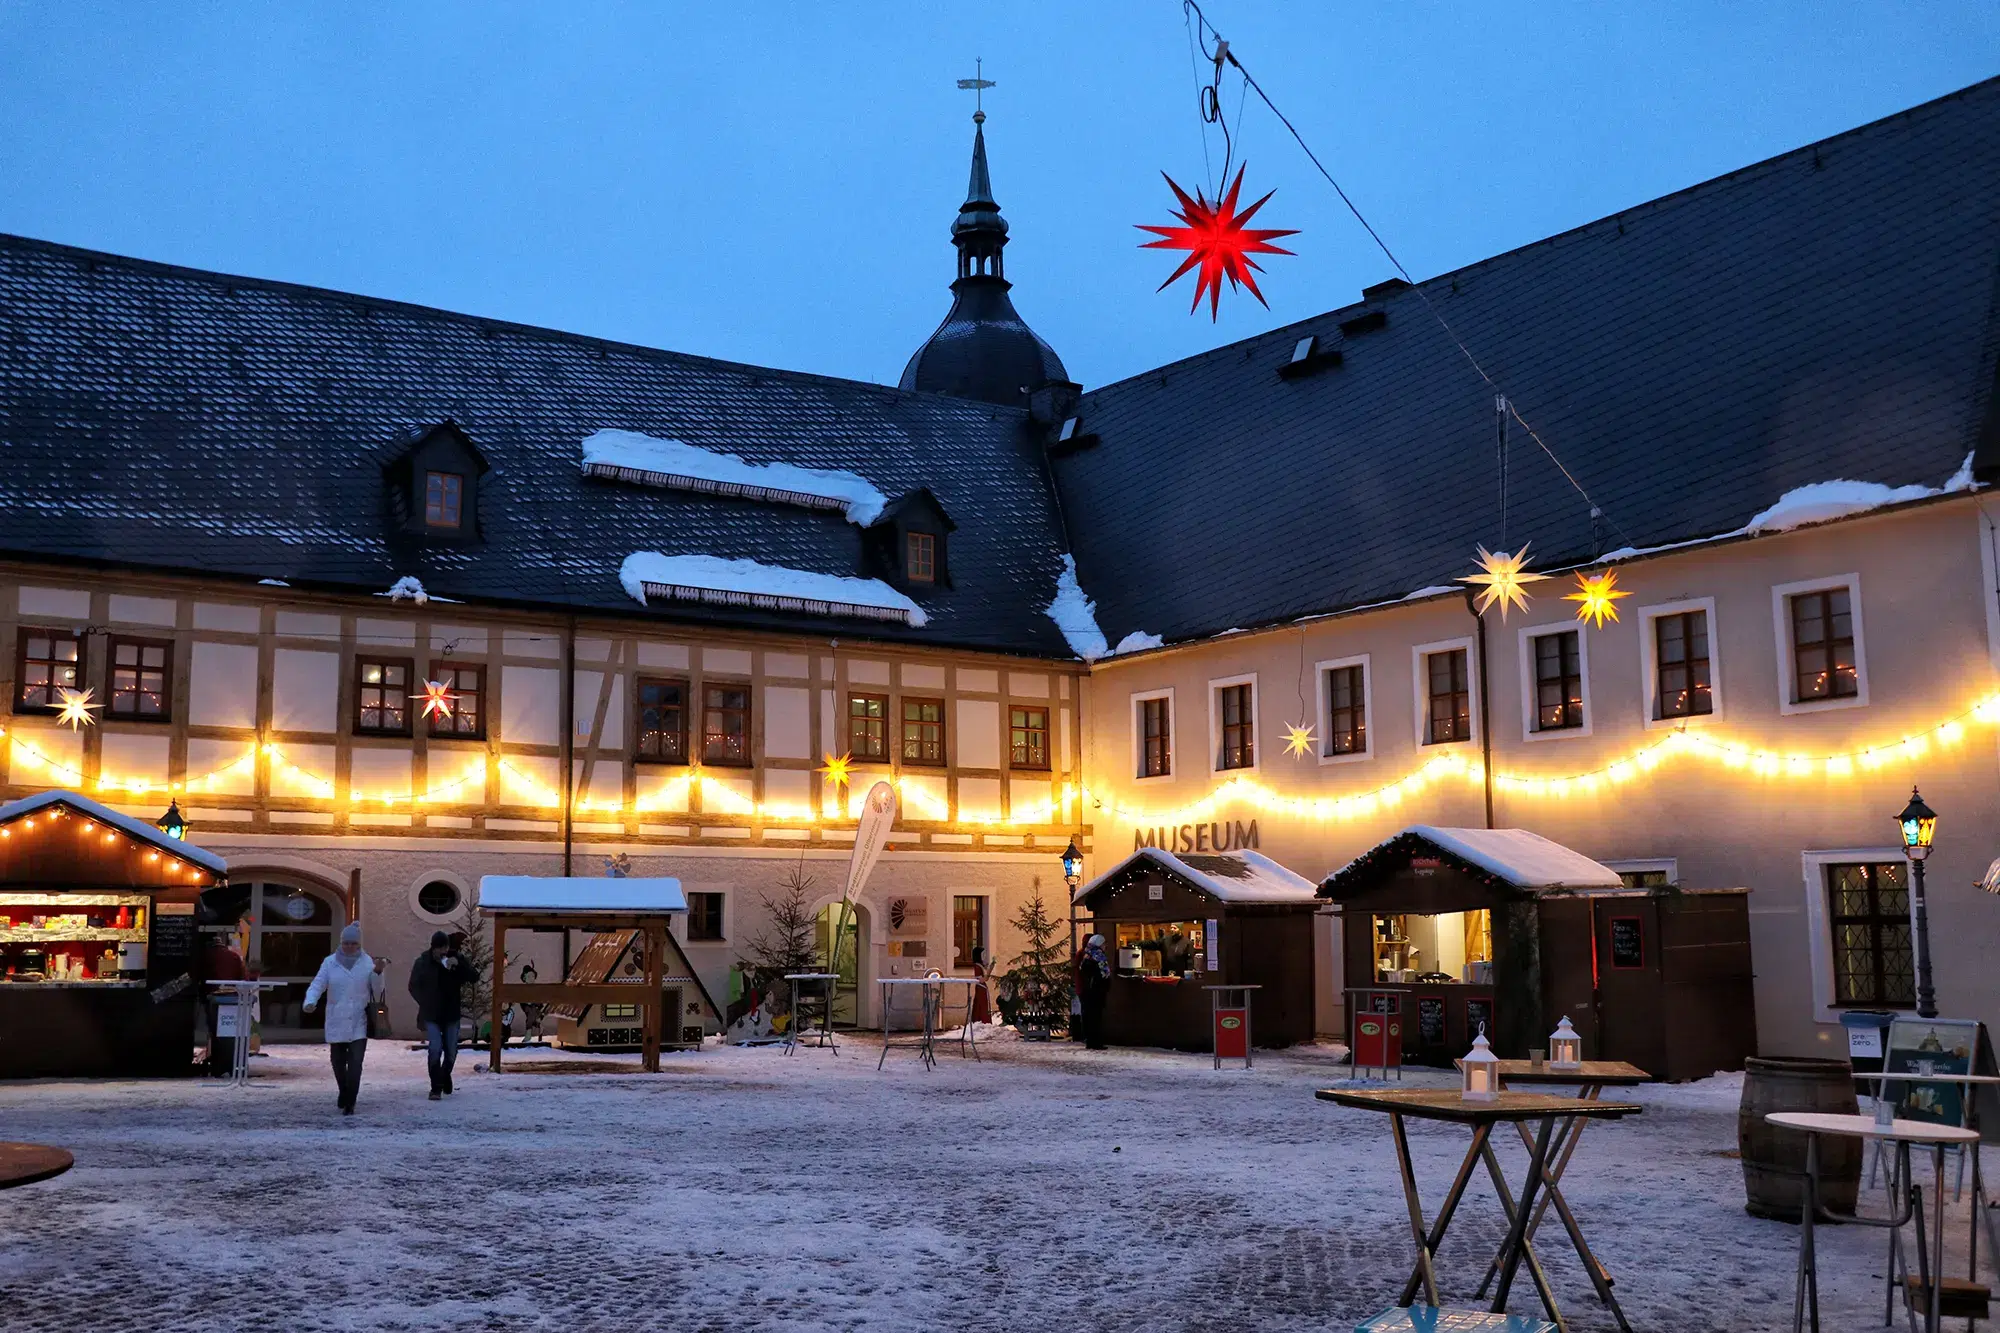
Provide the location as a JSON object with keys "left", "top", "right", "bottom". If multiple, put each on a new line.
{"left": 203, "top": 881, "right": 345, "bottom": 1038}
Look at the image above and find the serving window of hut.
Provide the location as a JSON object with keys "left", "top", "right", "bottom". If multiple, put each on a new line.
{"left": 1371, "top": 910, "right": 1492, "bottom": 983}
{"left": 1113, "top": 920, "right": 1207, "bottom": 977}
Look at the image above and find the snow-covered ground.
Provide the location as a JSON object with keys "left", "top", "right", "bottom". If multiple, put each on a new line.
{"left": 0, "top": 1037, "right": 1981, "bottom": 1331}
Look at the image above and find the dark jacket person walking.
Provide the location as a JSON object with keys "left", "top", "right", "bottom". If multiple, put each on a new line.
{"left": 408, "top": 931, "right": 479, "bottom": 1099}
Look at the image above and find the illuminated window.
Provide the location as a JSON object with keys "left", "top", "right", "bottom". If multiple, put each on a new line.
{"left": 1654, "top": 611, "right": 1713, "bottom": 719}
{"left": 901, "top": 697, "right": 945, "bottom": 766}
{"left": 1009, "top": 706, "right": 1049, "bottom": 769}
{"left": 602, "top": 1003, "right": 639, "bottom": 1020}
{"left": 847, "top": 694, "right": 888, "bottom": 761}
{"left": 1138, "top": 696, "right": 1171, "bottom": 778}
{"left": 1826, "top": 863, "right": 1914, "bottom": 1007}
{"left": 1532, "top": 630, "right": 1584, "bottom": 731}
{"left": 906, "top": 531, "right": 936, "bottom": 583}
{"left": 702, "top": 684, "right": 751, "bottom": 766}
{"left": 1425, "top": 650, "right": 1470, "bottom": 744}
{"left": 428, "top": 664, "right": 484, "bottom": 738}
{"left": 109, "top": 637, "right": 172, "bottom": 722}
{"left": 1325, "top": 664, "right": 1366, "bottom": 755}
{"left": 1791, "top": 589, "right": 1858, "bottom": 702}
{"left": 13, "top": 629, "right": 81, "bottom": 714}
{"left": 424, "top": 471, "right": 464, "bottom": 529}
{"left": 354, "top": 658, "right": 412, "bottom": 735}
{"left": 637, "top": 678, "right": 688, "bottom": 763}
{"left": 1216, "top": 683, "right": 1254, "bottom": 770}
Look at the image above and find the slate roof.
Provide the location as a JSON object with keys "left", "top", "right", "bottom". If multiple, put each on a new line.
{"left": 1058, "top": 77, "right": 2000, "bottom": 647}
{"left": 0, "top": 235, "right": 1076, "bottom": 656}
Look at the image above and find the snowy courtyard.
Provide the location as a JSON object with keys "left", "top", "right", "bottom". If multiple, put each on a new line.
{"left": 0, "top": 1035, "right": 1980, "bottom": 1331}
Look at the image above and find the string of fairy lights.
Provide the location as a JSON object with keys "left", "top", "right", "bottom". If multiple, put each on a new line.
{"left": 6, "top": 690, "right": 1995, "bottom": 832}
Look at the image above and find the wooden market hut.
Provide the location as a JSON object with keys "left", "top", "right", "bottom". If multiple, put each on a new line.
{"left": 479, "top": 875, "right": 687, "bottom": 1073}
{"left": 1319, "top": 825, "right": 1756, "bottom": 1080}
{"left": 0, "top": 790, "right": 226, "bottom": 1078}
{"left": 545, "top": 925, "right": 722, "bottom": 1053}
{"left": 1072, "top": 848, "right": 1320, "bottom": 1051}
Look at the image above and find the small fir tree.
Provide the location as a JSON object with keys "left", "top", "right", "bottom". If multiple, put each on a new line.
{"left": 741, "top": 862, "right": 822, "bottom": 1015}
{"left": 1000, "top": 878, "right": 1072, "bottom": 1038}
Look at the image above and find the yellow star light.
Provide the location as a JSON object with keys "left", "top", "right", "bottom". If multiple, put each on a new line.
{"left": 1283, "top": 724, "right": 1317, "bottom": 759}
{"left": 411, "top": 679, "right": 458, "bottom": 721}
{"left": 1565, "top": 568, "right": 1631, "bottom": 629}
{"left": 819, "top": 752, "right": 853, "bottom": 788}
{"left": 1459, "top": 544, "right": 1548, "bottom": 620}
{"left": 55, "top": 687, "right": 99, "bottom": 730}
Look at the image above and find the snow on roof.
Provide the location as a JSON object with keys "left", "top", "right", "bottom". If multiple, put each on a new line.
{"left": 619, "top": 552, "right": 927, "bottom": 627}
{"left": 581, "top": 429, "right": 889, "bottom": 525}
{"left": 0, "top": 789, "right": 229, "bottom": 874}
{"left": 1112, "top": 629, "right": 1164, "bottom": 655}
{"left": 1745, "top": 452, "right": 1975, "bottom": 534}
{"left": 381, "top": 575, "right": 428, "bottom": 604}
{"left": 478, "top": 875, "right": 687, "bottom": 914}
{"left": 1075, "top": 847, "right": 1320, "bottom": 905}
{"left": 1045, "top": 554, "right": 1108, "bottom": 661}
{"left": 1406, "top": 826, "right": 1622, "bottom": 890}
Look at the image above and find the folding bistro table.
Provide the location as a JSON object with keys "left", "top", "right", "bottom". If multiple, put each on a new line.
{"left": 781, "top": 972, "right": 841, "bottom": 1055}
{"left": 1317, "top": 1087, "right": 1643, "bottom": 1332}
{"left": 1473, "top": 1060, "right": 1649, "bottom": 1302}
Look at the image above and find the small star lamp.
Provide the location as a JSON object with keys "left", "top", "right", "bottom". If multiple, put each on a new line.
{"left": 1549, "top": 1015, "right": 1583, "bottom": 1070}
{"left": 1460, "top": 1024, "right": 1500, "bottom": 1102}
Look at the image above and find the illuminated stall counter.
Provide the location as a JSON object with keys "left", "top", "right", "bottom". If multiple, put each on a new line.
{"left": 0, "top": 790, "right": 225, "bottom": 1078}
{"left": 1071, "top": 847, "right": 1319, "bottom": 1053}
{"left": 1320, "top": 825, "right": 1755, "bottom": 1080}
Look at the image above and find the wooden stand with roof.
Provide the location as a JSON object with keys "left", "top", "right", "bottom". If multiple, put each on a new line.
{"left": 1071, "top": 848, "right": 1319, "bottom": 1052}
{"left": 0, "top": 790, "right": 227, "bottom": 1078}
{"left": 479, "top": 875, "right": 688, "bottom": 1074}
{"left": 1320, "top": 826, "right": 1755, "bottom": 1079}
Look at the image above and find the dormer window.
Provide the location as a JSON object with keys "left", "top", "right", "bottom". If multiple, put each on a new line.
{"left": 907, "top": 531, "right": 937, "bottom": 583}
{"left": 425, "top": 472, "right": 464, "bottom": 529}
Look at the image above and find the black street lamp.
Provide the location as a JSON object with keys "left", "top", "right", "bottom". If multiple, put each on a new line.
{"left": 1896, "top": 787, "right": 1939, "bottom": 1019}
{"left": 155, "top": 799, "right": 188, "bottom": 841}
{"left": 1061, "top": 836, "right": 1083, "bottom": 892}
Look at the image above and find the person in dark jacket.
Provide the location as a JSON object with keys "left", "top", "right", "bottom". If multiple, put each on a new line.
{"left": 408, "top": 931, "right": 479, "bottom": 1099}
{"left": 1075, "top": 933, "right": 1112, "bottom": 1051}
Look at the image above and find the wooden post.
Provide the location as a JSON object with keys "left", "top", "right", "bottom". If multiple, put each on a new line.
{"left": 489, "top": 918, "right": 508, "bottom": 1072}
{"left": 641, "top": 924, "right": 663, "bottom": 1073}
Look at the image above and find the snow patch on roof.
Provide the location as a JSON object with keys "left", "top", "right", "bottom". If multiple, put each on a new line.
{"left": 581, "top": 429, "right": 888, "bottom": 525}
{"left": 1045, "top": 555, "right": 1108, "bottom": 661}
{"left": 1112, "top": 630, "right": 1164, "bottom": 655}
{"left": 619, "top": 552, "right": 926, "bottom": 627}
{"left": 479, "top": 875, "right": 686, "bottom": 913}
{"left": 1409, "top": 826, "right": 1622, "bottom": 890}
{"left": 381, "top": 575, "right": 428, "bottom": 604}
{"left": 1076, "top": 847, "right": 1320, "bottom": 905}
{"left": 1746, "top": 451, "right": 1977, "bottom": 533}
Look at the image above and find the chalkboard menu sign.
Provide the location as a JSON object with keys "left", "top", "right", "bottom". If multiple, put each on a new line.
{"left": 1609, "top": 917, "right": 1644, "bottom": 970}
{"left": 1465, "top": 997, "right": 1493, "bottom": 1039}
{"left": 151, "top": 904, "right": 198, "bottom": 962}
{"left": 1416, "top": 996, "right": 1446, "bottom": 1045}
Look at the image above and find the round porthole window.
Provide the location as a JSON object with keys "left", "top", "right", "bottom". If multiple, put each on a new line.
{"left": 416, "top": 880, "right": 461, "bottom": 918}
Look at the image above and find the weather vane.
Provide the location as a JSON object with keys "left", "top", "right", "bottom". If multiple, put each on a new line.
{"left": 956, "top": 58, "right": 995, "bottom": 122}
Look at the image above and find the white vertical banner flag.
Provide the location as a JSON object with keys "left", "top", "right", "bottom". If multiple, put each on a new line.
{"left": 845, "top": 781, "right": 897, "bottom": 903}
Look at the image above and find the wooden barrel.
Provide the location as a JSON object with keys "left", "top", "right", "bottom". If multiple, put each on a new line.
{"left": 1738, "top": 1055, "right": 1862, "bottom": 1220}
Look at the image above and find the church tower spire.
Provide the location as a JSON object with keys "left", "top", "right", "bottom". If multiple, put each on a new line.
{"left": 900, "top": 89, "right": 1069, "bottom": 408}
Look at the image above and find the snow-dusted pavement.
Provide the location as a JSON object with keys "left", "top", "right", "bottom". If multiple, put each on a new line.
{"left": 0, "top": 1034, "right": 1980, "bottom": 1331}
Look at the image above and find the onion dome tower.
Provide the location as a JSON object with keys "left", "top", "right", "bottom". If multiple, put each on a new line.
{"left": 899, "top": 109, "right": 1069, "bottom": 407}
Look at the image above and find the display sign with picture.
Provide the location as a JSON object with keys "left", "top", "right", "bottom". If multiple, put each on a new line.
{"left": 1883, "top": 1017, "right": 1981, "bottom": 1127}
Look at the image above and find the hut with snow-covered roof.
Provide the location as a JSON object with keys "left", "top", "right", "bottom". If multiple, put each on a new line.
{"left": 1071, "top": 847, "right": 1320, "bottom": 1051}
{"left": 1318, "top": 826, "right": 1755, "bottom": 1080}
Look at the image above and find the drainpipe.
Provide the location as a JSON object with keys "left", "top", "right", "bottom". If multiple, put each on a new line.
{"left": 1467, "top": 591, "right": 1496, "bottom": 830}
{"left": 561, "top": 615, "right": 576, "bottom": 876}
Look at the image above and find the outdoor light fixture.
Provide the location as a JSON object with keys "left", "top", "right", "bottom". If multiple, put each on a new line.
{"left": 1896, "top": 786, "right": 1941, "bottom": 1018}
{"left": 1549, "top": 1015, "right": 1583, "bottom": 1070}
{"left": 155, "top": 799, "right": 187, "bottom": 841}
{"left": 1061, "top": 836, "right": 1083, "bottom": 890}
{"left": 1460, "top": 1024, "right": 1500, "bottom": 1102}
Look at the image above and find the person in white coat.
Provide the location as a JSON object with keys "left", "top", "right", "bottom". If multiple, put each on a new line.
{"left": 303, "top": 923, "right": 387, "bottom": 1114}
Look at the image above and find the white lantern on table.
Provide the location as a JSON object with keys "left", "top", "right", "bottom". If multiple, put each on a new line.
{"left": 1549, "top": 1015, "right": 1583, "bottom": 1070}
{"left": 1460, "top": 1024, "right": 1500, "bottom": 1102}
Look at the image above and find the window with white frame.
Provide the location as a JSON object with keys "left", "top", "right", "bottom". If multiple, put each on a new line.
{"left": 1413, "top": 640, "right": 1475, "bottom": 746}
{"left": 1801, "top": 847, "right": 1912, "bottom": 1014}
{"left": 1519, "top": 625, "right": 1588, "bottom": 736}
{"left": 1132, "top": 689, "right": 1174, "bottom": 779}
{"left": 1638, "top": 598, "right": 1720, "bottom": 726}
{"left": 1208, "top": 675, "right": 1258, "bottom": 771}
{"left": 1315, "top": 655, "right": 1371, "bottom": 761}
{"left": 1772, "top": 574, "right": 1869, "bottom": 714}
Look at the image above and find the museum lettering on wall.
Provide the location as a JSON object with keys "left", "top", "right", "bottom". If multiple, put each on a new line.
{"left": 1133, "top": 821, "right": 1259, "bottom": 854}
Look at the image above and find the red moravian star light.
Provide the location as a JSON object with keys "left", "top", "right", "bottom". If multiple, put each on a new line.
{"left": 1138, "top": 165, "right": 1298, "bottom": 320}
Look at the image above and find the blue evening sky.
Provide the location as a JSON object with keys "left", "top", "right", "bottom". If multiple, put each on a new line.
{"left": 1, "top": 3, "right": 1993, "bottom": 391}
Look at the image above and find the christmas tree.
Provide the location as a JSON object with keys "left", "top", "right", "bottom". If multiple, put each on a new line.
{"left": 740, "top": 862, "right": 821, "bottom": 1021}
{"left": 999, "top": 878, "right": 1071, "bottom": 1039}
